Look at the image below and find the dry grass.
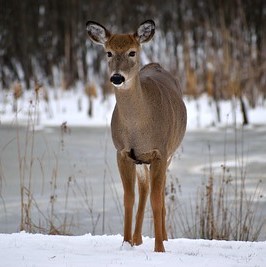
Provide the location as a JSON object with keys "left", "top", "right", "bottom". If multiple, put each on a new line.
{"left": 12, "top": 87, "right": 75, "bottom": 235}
{"left": 166, "top": 129, "right": 264, "bottom": 241}
{"left": 7, "top": 90, "right": 121, "bottom": 235}
{"left": 193, "top": 168, "right": 264, "bottom": 241}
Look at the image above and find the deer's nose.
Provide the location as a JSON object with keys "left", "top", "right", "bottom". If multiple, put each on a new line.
{"left": 110, "top": 73, "right": 125, "bottom": 86}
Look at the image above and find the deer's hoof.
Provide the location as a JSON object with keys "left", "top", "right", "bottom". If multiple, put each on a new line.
{"left": 154, "top": 242, "right": 165, "bottom": 253}
{"left": 133, "top": 234, "right": 143, "bottom": 246}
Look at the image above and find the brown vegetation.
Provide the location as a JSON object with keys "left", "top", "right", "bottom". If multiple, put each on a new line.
{"left": 1, "top": 1, "right": 264, "bottom": 104}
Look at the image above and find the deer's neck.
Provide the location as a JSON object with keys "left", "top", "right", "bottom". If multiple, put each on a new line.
{"left": 114, "top": 75, "right": 147, "bottom": 125}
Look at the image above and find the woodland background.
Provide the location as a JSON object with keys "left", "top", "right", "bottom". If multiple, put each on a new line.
{"left": 0, "top": 0, "right": 265, "bottom": 111}
{"left": 0, "top": 0, "right": 266, "bottom": 244}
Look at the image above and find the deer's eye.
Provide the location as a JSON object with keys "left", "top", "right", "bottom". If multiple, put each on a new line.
{"left": 107, "top": 51, "right": 113, "bottom": 57}
{"left": 128, "top": 51, "right": 136, "bottom": 57}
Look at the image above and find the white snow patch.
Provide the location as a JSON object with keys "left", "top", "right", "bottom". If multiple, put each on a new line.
{"left": 0, "top": 232, "right": 265, "bottom": 267}
{"left": 0, "top": 85, "right": 265, "bottom": 130}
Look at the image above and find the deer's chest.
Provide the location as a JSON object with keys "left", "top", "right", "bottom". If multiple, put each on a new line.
{"left": 111, "top": 117, "right": 156, "bottom": 153}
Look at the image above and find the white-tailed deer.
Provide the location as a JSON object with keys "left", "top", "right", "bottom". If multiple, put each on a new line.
{"left": 86, "top": 20, "right": 187, "bottom": 252}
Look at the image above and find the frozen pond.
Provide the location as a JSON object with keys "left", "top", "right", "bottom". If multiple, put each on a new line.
{"left": 0, "top": 125, "right": 265, "bottom": 240}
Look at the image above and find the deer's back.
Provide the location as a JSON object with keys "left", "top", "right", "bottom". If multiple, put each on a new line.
{"left": 139, "top": 63, "right": 187, "bottom": 156}
{"left": 140, "top": 63, "right": 183, "bottom": 97}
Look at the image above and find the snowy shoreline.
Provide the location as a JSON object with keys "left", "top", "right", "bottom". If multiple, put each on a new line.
{"left": 1, "top": 87, "right": 265, "bottom": 131}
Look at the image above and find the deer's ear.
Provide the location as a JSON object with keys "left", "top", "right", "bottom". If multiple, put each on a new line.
{"left": 86, "top": 21, "right": 111, "bottom": 45}
{"left": 134, "top": 20, "right": 155, "bottom": 44}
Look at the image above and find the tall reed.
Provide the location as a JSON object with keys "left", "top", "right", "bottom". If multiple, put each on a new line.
{"left": 166, "top": 127, "right": 264, "bottom": 241}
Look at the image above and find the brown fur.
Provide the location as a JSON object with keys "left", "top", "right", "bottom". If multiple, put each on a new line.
{"left": 87, "top": 20, "right": 187, "bottom": 252}
{"left": 106, "top": 34, "right": 139, "bottom": 52}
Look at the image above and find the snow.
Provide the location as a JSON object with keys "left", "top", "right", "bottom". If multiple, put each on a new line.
{"left": 0, "top": 86, "right": 115, "bottom": 128}
{"left": 0, "top": 85, "right": 265, "bottom": 130}
{"left": 0, "top": 86, "right": 266, "bottom": 266}
{"left": 0, "top": 232, "right": 265, "bottom": 267}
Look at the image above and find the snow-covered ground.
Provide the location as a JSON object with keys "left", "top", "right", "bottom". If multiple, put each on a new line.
{"left": 0, "top": 86, "right": 266, "bottom": 266}
{"left": 0, "top": 232, "right": 265, "bottom": 267}
{"left": 0, "top": 85, "right": 265, "bottom": 130}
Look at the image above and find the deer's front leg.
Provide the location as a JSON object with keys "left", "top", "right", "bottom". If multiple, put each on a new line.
{"left": 133, "top": 166, "right": 149, "bottom": 245}
{"left": 117, "top": 151, "right": 136, "bottom": 245}
{"left": 150, "top": 156, "right": 167, "bottom": 252}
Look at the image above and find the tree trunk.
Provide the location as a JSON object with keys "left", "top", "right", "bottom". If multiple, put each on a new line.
{"left": 239, "top": 96, "right": 249, "bottom": 125}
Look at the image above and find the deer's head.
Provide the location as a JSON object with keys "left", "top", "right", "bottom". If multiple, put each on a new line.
{"left": 86, "top": 20, "right": 155, "bottom": 89}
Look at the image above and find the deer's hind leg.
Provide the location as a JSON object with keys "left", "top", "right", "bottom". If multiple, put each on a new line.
{"left": 117, "top": 151, "right": 136, "bottom": 245}
{"left": 162, "top": 178, "right": 168, "bottom": 241}
{"left": 133, "top": 165, "right": 149, "bottom": 245}
{"left": 150, "top": 156, "right": 168, "bottom": 252}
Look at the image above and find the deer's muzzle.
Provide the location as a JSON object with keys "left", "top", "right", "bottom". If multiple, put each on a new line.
{"left": 110, "top": 73, "right": 125, "bottom": 87}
